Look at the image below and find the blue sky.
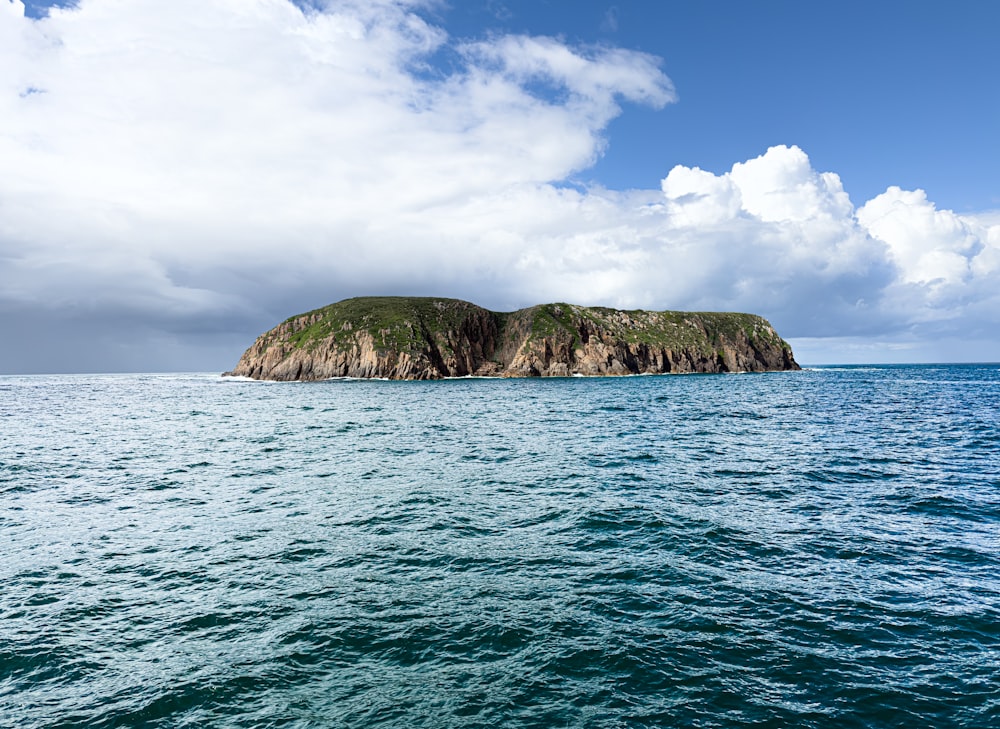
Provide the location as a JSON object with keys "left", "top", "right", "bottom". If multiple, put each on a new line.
{"left": 3, "top": 0, "right": 1000, "bottom": 371}
{"left": 441, "top": 0, "right": 1000, "bottom": 212}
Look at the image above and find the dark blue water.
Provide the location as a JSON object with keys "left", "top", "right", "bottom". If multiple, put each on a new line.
{"left": 2, "top": 366, "right": 998, "bottom": 728}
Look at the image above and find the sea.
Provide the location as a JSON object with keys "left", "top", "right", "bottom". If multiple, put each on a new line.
{"left": 1, "top": 365, "right": 998, "bottom": 728}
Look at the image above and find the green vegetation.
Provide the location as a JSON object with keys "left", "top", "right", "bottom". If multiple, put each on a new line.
{"left": 515, "top": 303, "right": 789, "bottom": 354}
{"left": 259, "top": 296, "right": 793, "bottom": 360}
{"left": 232, "top": 296, "right": 798, "bottom": 380}
{"left": 525, "top": 304, "right": 579, "bottom": 346}
{"left": 278, "top": 296, "right": 496, "bottom": 354}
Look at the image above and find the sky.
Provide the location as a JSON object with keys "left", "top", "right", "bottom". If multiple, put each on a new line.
{"left": 2, "top": 0, "right": 999, "bottom": 373}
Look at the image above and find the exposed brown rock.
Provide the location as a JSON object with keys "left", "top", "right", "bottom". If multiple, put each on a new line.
{"left": 225, "top": 297, "right": 800, "bottom": 381}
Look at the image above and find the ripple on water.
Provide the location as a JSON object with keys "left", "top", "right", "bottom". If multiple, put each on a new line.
{"left": 0, "top": 367, "right": 998, "bottom": 728}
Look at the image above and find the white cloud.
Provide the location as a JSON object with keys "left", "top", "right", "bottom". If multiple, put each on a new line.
{"left": 661, "top": 165, "right": 742, "bottom": 226}
{"left": 857, "top": 187, "right": 980, "bottom": 285}
{"left": 464, "top": 34, "right": 674, "bottom": 112}
{"left": 655, "top": 146, "right": 897, "bottom": 336}
{"left": 656, "top": 147, "right": 1000, "bottom": 345}
{"left": 1, "top": 0, "right": 999, "bottom": 371}
{"left": 728, "top": 145, "right": 853, "bottom": 223}
{"left": 0, "top": 1, "right": 669, "bottom": 308}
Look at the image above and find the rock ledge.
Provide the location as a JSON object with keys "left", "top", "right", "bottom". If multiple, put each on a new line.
{"left": 225, "top": 297, "right": 800, "bottom": 381}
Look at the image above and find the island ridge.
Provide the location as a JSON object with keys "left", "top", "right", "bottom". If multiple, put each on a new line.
{"left": 225, "top": 297, "right": 800, "bottom": 381}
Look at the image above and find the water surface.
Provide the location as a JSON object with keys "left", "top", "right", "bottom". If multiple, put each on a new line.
{"left": 2, "top": 366, "right": 998, "bottom": 727}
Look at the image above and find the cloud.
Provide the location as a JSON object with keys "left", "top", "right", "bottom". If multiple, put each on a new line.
{"left": 601, "top": 6, "right": 620, "bottom": 34}
{"left": 858, "top": 187, "right": 981, "bottom": 286}
{"left": 463, "top": 34, "right": 673, "bottom": 112}
{"left": 658, "top": 146, "right": 1000, "bottom": 344}
{"left": 852, "top": 188, "right": 997, "bottom": 350}
{"left": 657, "top": 146, "right": 896, "bottom": 336}
{"left": 1, "top": 0, "right": 999, "bottom": 371}
{"left": 0, "top": 2, "right": 667, "bottom": 296}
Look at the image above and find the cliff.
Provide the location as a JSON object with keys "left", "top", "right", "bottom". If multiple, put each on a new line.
{"left": 225, "top": 297, "right": 800, "bottom": 381}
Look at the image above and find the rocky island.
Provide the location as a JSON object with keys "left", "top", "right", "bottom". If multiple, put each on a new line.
{"left": 225, "top": 297, "right": 799, "bottom": 381}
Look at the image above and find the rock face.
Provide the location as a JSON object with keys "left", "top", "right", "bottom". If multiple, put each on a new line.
{"left": 225, "top": 297, "right": 800, "bottom": 381}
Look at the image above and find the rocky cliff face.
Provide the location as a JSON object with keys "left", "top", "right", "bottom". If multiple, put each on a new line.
{"left": 225, "top": 297, "right": 800, "bottom": 381}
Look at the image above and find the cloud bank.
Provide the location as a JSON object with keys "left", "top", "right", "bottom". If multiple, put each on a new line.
{"left": 1, "top": 0, "right": 998, "bottom": 371}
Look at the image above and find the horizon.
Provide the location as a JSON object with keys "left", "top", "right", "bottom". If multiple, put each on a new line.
{"left": 3, "top": 0, "right": 999, "bottom": 372}
{"left": 5, "top": 362, "right": 999, "bottom": 377}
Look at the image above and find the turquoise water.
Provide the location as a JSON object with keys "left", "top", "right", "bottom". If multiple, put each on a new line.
{"left": 1, "top": 366, "right": 998, "bottom": 728}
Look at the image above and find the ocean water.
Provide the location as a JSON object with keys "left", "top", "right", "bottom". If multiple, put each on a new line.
{"left": 1, "top": 365, "right": 998, "bottom": 728}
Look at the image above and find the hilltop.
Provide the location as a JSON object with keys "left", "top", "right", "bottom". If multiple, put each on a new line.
{"left": 225, "top": 297, "right": 800, "bottom": 380}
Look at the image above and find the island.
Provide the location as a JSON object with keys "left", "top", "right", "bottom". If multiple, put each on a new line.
{"left": 224, "top": 297, "right": 800, "bottom": 381}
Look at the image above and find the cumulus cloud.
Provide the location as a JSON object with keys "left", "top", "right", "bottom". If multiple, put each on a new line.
{"left": 858, "top": 187, "right": 981, "bottom": 286}
{"left": 1, "top": 0, "right": 999, "bottom": 371}
{"left": 659, "top": 146, "right": 1000, "bottom": 348}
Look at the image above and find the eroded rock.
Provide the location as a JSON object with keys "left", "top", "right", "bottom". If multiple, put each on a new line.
{"left": 225, "top": 297, "right": 800, "bottom": 381}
